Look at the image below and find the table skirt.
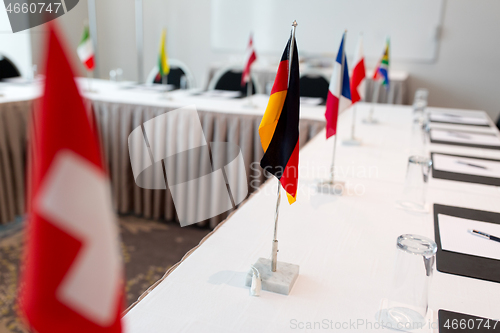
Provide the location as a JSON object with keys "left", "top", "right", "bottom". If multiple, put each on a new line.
{"left": 0, "top": 99, "right": 324, "bottom": 227}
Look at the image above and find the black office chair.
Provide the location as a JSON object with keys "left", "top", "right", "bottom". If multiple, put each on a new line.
{"left": 299, "top": 74, "right": 329, "bottom": 101}
{"left": 496, "top": 115, "right": 500, "bottom": 131}
{"left": 208, "top": 66, "right": 258, "bottom": 96}
{"left": 146, "top": 59, "right": 195, "bottom": 89}
{"left": 0, "top": 56, "right": 21, "bottom": 80}
{"left": 153, "top": 67, "right": 187, "bottom": 89}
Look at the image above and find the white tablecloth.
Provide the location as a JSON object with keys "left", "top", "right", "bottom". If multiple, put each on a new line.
{"left": 123, "top": 103, "right": 500, "bottom": 332}
{"left": 0, "top": 79, "right": 325, "bottom": 226}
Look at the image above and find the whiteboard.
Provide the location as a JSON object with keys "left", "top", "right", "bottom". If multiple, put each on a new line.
{"left": 211, "top": 0, "right": 444, "bottom": 62}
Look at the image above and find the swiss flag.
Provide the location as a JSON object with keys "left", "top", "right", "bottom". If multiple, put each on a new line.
{"left": 19, "top": 25, "right": 124, "bottom": 333}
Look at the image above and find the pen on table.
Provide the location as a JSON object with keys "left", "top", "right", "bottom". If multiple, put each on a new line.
{"left": 456, "top": 160, "right": 488, "bottom": 170}
{"left": 469, "top": 229, "right": 500, "bottom": 243}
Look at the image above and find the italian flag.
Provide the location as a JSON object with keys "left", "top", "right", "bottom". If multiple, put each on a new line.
{"left": 77, "top": 25, "right": 95, "bottom": 71}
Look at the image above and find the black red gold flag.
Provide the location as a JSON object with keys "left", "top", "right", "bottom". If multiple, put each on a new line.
{"left": 259, "top": 36, "right": 300, "bottom": 204}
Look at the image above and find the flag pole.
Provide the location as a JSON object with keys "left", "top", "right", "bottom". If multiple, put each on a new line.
{"left": 271, "top": 19, "right": 297, "bottom": 273}
{"left": 246, "top": 67, "right": 254, "bottom": 107}
{"left": 271, "top": 180, "right": 281, "bottom": 272}
{"left": 350, "top": 104, "right": 357, "bottom": 139}
{"left": 86, "top": 70, "right": 93, "bottom": 93}
{"left": 329, "top": 30, "right": 346, "bottom": 183}
{"left": 368, "top": 80, "right": 380, "bottom": 121}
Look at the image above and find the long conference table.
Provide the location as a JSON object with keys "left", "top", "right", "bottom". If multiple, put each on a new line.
{"left": 123, "top": 103, "right": 500, "bottom": 332}
{"left": 207, "top": 63, "right": 409, "bottom": 104}
{"left": 0, "top": 79, "right": 325, "bottom": 227}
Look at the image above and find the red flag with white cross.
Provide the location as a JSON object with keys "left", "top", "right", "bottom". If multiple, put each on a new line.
{"left": 19, "top": 24, "right": 123, "bottom": 333}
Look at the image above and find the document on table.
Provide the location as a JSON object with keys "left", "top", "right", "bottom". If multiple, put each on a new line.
{"left": 430, "top": 129, "right": 500, "bottom": 146}
{"left": 121, "top": 83, "right": 175, "bottom": 92}
{"left": 300, "top": 97, "right": 324, "bottom": 106}
{"left": 430, "top": 113, "right": 489, "bottom": 126}
{"left": 196, "top": 90, "right": 242, "bottom": 98}
{"left": 438, "top": 214, "right": 500, "bottom": 261}
{"left": 432, "top": 154, "right": 500, "bottom": 178}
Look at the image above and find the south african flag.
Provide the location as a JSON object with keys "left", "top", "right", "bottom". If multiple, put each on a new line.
{"left": 373, "top": 38, "right": 390, "bottom": 89}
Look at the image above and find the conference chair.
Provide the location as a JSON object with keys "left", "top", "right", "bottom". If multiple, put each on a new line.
{"left": 299, "top": 71, "right": 330, "bottom": 102}
{"left": 147, "top": 59, "right": 195, "bottom": 89}
{"left": 207, "top": 65, "right": 261, "bottom": 96}
{"left": 0, "top": 55, "right": 21, "bottom": 80}
{"left": 496, "top": 115, "right": 500, "bottom": 131}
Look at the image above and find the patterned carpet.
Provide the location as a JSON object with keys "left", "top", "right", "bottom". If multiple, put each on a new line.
{"left": 0, "top": 216, "right": 211, "bottom": 333}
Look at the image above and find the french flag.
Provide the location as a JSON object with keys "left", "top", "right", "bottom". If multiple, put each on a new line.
{"left": 325, "top": 32, "right": 351, "bottom": 139}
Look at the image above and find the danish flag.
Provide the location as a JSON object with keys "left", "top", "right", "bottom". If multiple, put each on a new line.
{"left": 19, "top": 25, "right": 124, "bottom": 333}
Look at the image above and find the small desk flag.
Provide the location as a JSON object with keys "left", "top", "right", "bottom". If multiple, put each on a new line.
{"left": 241, "top": 34, "right": 257, "bottom": 86}
{"left": 259, "top": 35, "right": 300, "bottom": 204}
{"left": 373, "top": 38, "right": 390, "bottom": 89}
{"left": 77, "top": 24, "right": 95, "bottom": 71}
{"left": 325, "top": 32, "right": 351, "bottom": 139}
{"left": 158, "top": 28, "right": 170, "bottom": 76}
{"left": 20, "top": 24, "right": 124, "bottom": 333}
{"left": 351, "top": 34, "right": 366, "bottom": 104}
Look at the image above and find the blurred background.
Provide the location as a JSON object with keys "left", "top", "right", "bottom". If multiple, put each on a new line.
{"left": 2, "top": 0, "right": 500, "bottom": 118}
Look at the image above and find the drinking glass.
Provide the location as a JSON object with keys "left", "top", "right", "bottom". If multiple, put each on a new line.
{"left": 109, "top": 69, "right": 117, "bottom": 81}
{"left": 379, "top": 234, "right": 437, "bottom": 331}
{"left": 413, "top": 89, "right": 429, "bottom": 124}
{"left": 397, "top": 156, "right": 432, "bottom": 213}
{"left": 116, "top": 68, "right": 123, "bottom": 82}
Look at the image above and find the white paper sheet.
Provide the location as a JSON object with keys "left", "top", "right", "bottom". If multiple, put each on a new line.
{"left": 198, "top": 90, "right": 242, "bottom": 98}
{"left": 438, "top": 214, "right": 500, "bottom": 261}
{"left": 430, "top": 129, "right": 500, "bottom": 146}
{"left": 430, "top": 113, "right": 489, "bottom": 125}
{"left": 433, "top": 154, "right": 500, "bottom": 178}
{"left": 120, "top": 83, "right": 176, "bottom": 92}
{"left": 300, "top": 97, "right": 323, "bottom": 106}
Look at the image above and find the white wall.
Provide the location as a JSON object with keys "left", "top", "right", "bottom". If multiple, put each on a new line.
{"left": 144, "top": 0, "right": 500, "bottom": 120}
{"left": 391, "top": 0, "right": 500, "bottom": 120}
{"left": 27, "top": 0, "right": 500, "bottom": 120}
{"left": 30, "top": 0, "right": 89, "bottom": 76}
{"left": 0, "top": 6, "right": 32, "bottom": 77}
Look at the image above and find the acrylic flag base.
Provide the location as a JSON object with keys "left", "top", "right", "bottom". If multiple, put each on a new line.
{"left": 316, "top": 179, "right": 345, "bottom": 195}
{"left": 245, "top": 258, "right": 299, "bottom": 295}
{"left": 242, "top": 99, "right": 258, "bottom": 109}
{"left": 362, "top": 117, "right": 379, "bottom": 124}
{"left": 395, "top": 201, "right": 430, "bottom": 214}
{"left": 342, "top": 138, "right": 362, "bottom": 146}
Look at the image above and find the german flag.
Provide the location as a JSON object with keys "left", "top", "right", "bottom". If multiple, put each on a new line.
{"left": 259, "top": 36, "right": 300, "bottom": 204}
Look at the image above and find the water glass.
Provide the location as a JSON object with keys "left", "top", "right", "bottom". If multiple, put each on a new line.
{"left": 116, "top": 68, "right": 123, "bottom": 81}
{"left": 413, "top": 89, "right": 429, "bottom": 124}
{"left": 397, "top": 156, "right": 432, "bottom": 213}
{"left": 109, "top": 70, "right": 117, "bottom": 81}
{"left": 379, "top": 234, "right": 437, "bottom": 331}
